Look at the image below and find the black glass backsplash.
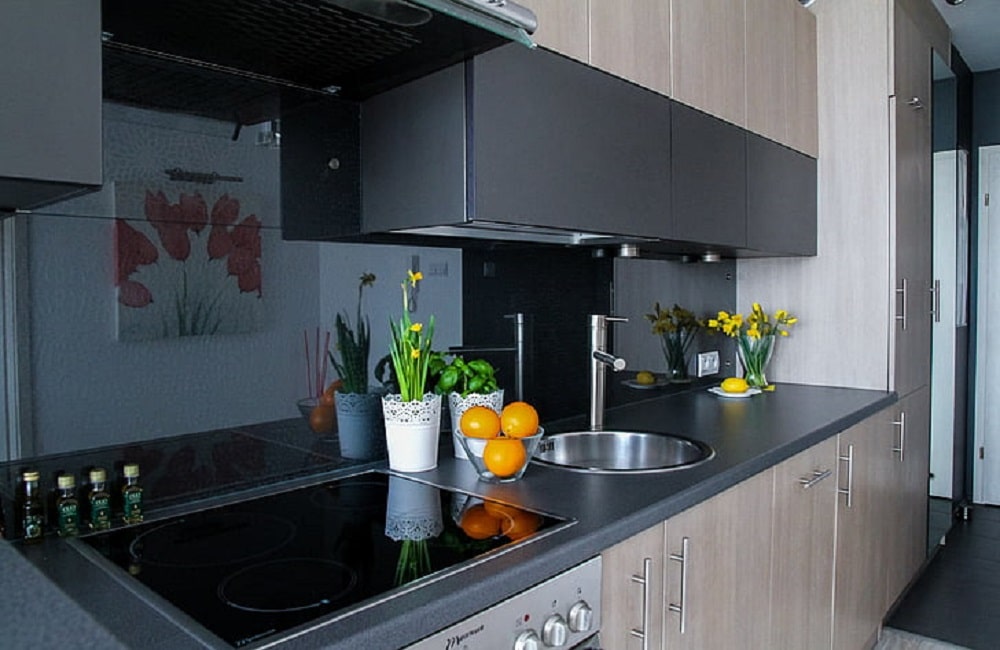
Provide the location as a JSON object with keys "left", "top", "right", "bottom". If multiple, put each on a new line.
{"left": 462, "top": 247, "right": 614, "bottom": 421}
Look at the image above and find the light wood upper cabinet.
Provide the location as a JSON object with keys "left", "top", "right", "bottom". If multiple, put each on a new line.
{"left": 746, "top": 0, "right": 791, "bottom": 145}
{"left": 662, "top": 469, "right": 774, "bottom": 649}
{"left": 601, "top": 524, "right": 664, "bottom": 650}
{"left": 670, "top": 0, "right": 747, "bottom": 127}
{"left": 590, "top": 0, "right": 671, "bottom": 96}
{"left": 789, "top": 2, "right": 819, "bottom": 156}
{"left": 518, "top": 0, "right": 590, "bottom": 63}
{"left": 770, "top": 437, "right": 837, "bottom": 650}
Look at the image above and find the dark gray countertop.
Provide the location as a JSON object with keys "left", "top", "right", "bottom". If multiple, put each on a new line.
{"left": 2, "top": 383, "right": 894, "bottom": 649}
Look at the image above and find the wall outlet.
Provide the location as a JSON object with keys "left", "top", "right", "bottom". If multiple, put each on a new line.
{"left": 697, "top": 350, "right": 720, "bottom": 377}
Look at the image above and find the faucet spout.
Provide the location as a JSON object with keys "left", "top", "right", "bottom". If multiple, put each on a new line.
{"left": 589, "top": 314, "right": 628, "bottom": 431}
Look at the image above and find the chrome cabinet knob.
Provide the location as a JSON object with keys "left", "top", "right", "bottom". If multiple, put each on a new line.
{"left": 542, "top": 614, "right": 569, "bottom": 647}
{"left": 513, "top": 630, "right": 541, "bottom": 650}
{"left": 567, "top": 601, "right": 594, "bottom": 633}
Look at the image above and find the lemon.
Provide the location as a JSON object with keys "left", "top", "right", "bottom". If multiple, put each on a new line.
{"left": 720, "top": 377, "right": 749, "bottom": 393}
{"left": 635, "top": 370, "right": 656, "bottom": 385}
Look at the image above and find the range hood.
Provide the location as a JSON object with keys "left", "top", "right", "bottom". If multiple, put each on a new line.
{"left": 100, "top": 0, "right": 537, "bottom": 123}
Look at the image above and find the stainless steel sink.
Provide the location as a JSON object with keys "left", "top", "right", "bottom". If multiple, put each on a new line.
{"left": 532, "top": 431, "right": 714, "bottom": 473}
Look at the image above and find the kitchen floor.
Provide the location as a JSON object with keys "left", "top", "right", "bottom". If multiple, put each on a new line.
{"left": 885, "top": 505, "right": 1000, "bottom": 650}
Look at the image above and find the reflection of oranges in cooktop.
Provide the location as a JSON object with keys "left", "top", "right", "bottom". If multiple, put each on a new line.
{"left": 459, "top": 501, "right": 542, "bottom": 541}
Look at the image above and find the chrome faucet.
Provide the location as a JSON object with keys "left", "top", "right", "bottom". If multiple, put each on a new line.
{"left": 589, "top": 314, "right": 628, "bottom": 430}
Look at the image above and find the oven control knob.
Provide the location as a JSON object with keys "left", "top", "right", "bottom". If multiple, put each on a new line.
{"left": 542, "top": 614, "right": 569, "bottom": 647}
{"left": 568, "top": 601, "right": 594, "bottom": 633}
{"left": 513, "top": 629, "right": 541, "bottom": 650}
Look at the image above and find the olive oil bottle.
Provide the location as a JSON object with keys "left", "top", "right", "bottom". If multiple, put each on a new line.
{"left": 121, "top": 463, "right": 143, "bottom": 525}
{"left": 20, "top": 471, "right": 44, "bottom": 543}
{"left": 87, "top": 468, "right": 111, "bottom": 531}
{"left": 55, "top": 474, "right": 79, "bottom": 537}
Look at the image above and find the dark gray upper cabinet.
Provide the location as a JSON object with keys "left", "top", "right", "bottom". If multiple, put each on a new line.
{"left": 362, "top": 45, "right": 672, "bottom": 241}
{"left": 0, "top": 0, "right": 102, "bottom": 211}
{"left": 670, "top": 102, "right": 747, "bottom": 249}
{"left": 746, "top": 134, "right": 817, "bottom": 256}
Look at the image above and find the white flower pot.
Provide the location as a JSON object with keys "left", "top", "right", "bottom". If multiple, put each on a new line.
{"left": 384, "top": 476, "right": 443, "bottom": 541}
{"left": 448, "top": 389, "right": 504, "bottom": 459}
{"left": 382, "top": 393, "right": 442, "bottom": 473}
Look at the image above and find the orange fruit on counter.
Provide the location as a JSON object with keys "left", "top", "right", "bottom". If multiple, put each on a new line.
{"left": 483, "top": 502, "right": 543, "bottom": 540}
{"left": 319, "top": 392, "right": 336, "bottom": 407}
{"left": 482, "top": 438, "right": 528, "bottom": 478}
{"left": 309, "top": 404, "right": 335, "bottom": 433}
{"left": 500, "top": 402, "right": 539, "bottom": 438}
{"left": 323, "top": 379, "right": 344, "bottom": 397}
{"left": 459, "top": 504, "right": 502, "bottom": 540}
{"left": 460, "top": 406, "right": 501, "bottom": 439}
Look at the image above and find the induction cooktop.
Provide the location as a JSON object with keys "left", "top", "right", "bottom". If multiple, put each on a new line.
{"left": 81, "top": 471, "right": 567, "bottom": 648}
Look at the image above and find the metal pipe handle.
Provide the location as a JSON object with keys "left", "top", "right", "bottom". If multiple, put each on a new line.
{"left": 838, "top": 444, "right": 854, "bottom": 508}
{"left": 895, "top": 278, "right": 908, "bottom": 331}
{"left": 668, "top": 537, "right": 690, "bottom": 635}
{"left": 892, "top": 411, "right": 906, "bottom": 462}
{"left": 504, "top": 312, "right": 526, "bottom": 402}
{"left": 798, "top": 468, "right": 833, "bottom": 489}
{"left": 629, "top": 558, "right": 652, "bottom": 650}
{"left": 931, "top": 280, "right": 941, "bottom": 323}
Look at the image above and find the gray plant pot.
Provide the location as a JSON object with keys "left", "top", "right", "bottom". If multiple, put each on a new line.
{"left": 335, "top": 389, "right": 387, "bottom": 460}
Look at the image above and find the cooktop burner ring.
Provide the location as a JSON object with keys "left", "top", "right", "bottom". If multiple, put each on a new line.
{"left": 128, "top": 512, "right": 297, "bottom": 568}
{"left": 218, "top": 557, "right": 359, "bottom": 613}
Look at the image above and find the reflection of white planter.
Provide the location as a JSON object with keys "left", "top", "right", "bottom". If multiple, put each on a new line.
{"left": 382, "top": 393, "right": 442, "bottom": 473}
{"left": 335, "top": 390, "right": 386, "bottom": 460}
{"left": 448, "top": 390, "right": 504, "bottom": 459}
{"left": 384, "top": 476, "right": 443, "bottom": 541}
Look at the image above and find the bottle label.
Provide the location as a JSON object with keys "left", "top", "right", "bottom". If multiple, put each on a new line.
{"left": 23, "top": 514, "right": 42, "bottom": 540}
{"left": 90, "top": 495, "right": 111, "bottom": 530}
{"left": 123, "top": 490, "right": 143, "bottom": 523}
{"left": 58, "top": 502, "right": 79, "bottom": 537}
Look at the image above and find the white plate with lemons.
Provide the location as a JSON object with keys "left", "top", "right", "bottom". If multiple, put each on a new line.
{"left": 709, "top": 377, "right": 760, "bottom": 398}
{"left": 623, "top": 370, "right": 668, "bottom": 389}
{"left": 707, "top": 386, "right": 761, "bottom": 398}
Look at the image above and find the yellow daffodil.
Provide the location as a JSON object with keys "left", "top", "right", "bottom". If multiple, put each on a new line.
{"left": 407, "top": 269, "right": 423, "bottom": 286}
{"left": 409, "top": 323, "right": 423, "bottom": 333}
{"left": 411, "top": 348, "right": 421, "bottom": 359}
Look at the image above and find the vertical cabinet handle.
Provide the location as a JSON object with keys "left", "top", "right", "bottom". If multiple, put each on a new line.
{"left": 838, "top": 444, "right": 854, "bottom": 508}
{"left": 931, "top": 280, "right": 941, "bottom": 323}
{"left": 668, "top": 537, "right": 690, "bottom": 635}
{"left": 892, "top": 411, "right": 906, "bottom": 462}
{"left": 798, "top": 468, "right": 833, "bottom": 489}
{"left": 629, "top": 558, "right": 652, "bottom": 650}
{"left": 895, "top": 278, "right": 908, "bottom": 330}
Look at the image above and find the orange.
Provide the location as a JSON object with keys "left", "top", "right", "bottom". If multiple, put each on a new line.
{"left": 482, "top": 438, "right": 527, "bottom": 478}
{"left": 459, "top": 406, "right": 501, "bottom": 439}
{"left": 323, "top": 379, "right": 344, "bottom": 397}
{"left": 459, "top": 504, "right": 501, "bottom": 540}
{"left": 308, "top": 404, "right": 335, "bottom": 433}
{"left": 318, "top": 392, "right": 335, "bottom": 407}
{"left": 483, "top": 502, "right": 542, "bottom": 540}
{"left": 500, "top": 402, "right": 539, "bottom": 438}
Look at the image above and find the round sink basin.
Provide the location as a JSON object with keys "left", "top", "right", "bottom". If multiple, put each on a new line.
{"left": 532, "top": 431, "right": 714, "bottom": 473}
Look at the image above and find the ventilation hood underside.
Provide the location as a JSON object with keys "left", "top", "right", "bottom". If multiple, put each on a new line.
{"left": 101, "top": 0, "right": 536, "bottom": 123}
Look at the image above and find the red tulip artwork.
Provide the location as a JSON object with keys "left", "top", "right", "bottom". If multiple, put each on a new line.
{"left": 114, "top": 184, "right": 263, "bottom": 341}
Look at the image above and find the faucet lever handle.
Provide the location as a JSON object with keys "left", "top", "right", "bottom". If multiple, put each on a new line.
{"left": 606, "top": 316, "right": 629, "bottom": 323}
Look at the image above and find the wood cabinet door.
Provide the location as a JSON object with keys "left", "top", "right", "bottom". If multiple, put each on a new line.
{"left": 770, "top": 437, "right": 837, "bottom": 650}
{"left": 746, "top": 133, "right": 818, "bottom": 256}
{"left": 517, "top": 0, "right": 590, "bottom": 63}
{"left": 833, "top": 416, "right": 892, "bottom": 650}
{"left": 746, "top": 0, "right": 792, "bottom": 146}
{"left": 601, "top": 525, "right": 665, "bottom": 650}
{"left": 662, "top": 469, "right": 774, "bottom": 649}
{"left": 892, "top": 3, "right": 933, "bottom": 397}
{"left": 884, "top": 387, "right": 931, "bottom": 609}
{"left": 670, "top": 0, "right": 746, "bottom": 127}
{"left": 590, "top": 0, "right": 671, "bottom": 96}
{"left": 788, "top": 1, "right": 819, "bottom": 157}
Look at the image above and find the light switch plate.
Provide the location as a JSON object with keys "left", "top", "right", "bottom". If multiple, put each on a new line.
{"left": 697, "top": 351, "right": 720, "bottom": 377}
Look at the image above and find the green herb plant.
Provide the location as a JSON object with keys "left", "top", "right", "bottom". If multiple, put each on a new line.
{"left": 431, "top": 355, "right": 499, "bottom": 397}
{"left": 328, "top": 273, "right": 376, "bottom": 395}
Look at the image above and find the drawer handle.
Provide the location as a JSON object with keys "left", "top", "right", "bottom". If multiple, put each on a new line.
{"left": 838, "top": 444, "right": 854, "bottom": 508}
{"left": 667, "top": 537, "right": 689, "bottom": 635}
{"left": 629, "top": 557, "right": 652, "bottom": 650}
{"left": 798, "top": 468, "right": 832, "bottom": 489}
{"left": 895, "top": 278, "right": 908, "bottom": 330}
{"left": 892, "top": 411, "right": 906, "bottom": 462}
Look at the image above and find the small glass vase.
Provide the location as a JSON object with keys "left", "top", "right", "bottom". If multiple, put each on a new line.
{"left": 736, "top": 333, "right": 776, "bottom": 389}
{"left": 660, "top": 330, "right": 694, "bottom": 383}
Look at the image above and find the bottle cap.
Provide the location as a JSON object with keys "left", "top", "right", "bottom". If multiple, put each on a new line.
{"left": 57, "top": 474, "right": 75, "bottom": 490}
{"left": 22, "top": 471, "right": 40, "bottom": 482}
{"left": 89, "top": 468, "right": 107, "bottom": 483}
{"left": 123, "top": 463, "right": 140, "bottom": 478}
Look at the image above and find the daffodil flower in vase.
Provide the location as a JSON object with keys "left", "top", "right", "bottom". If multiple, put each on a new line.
{"left": 382, "top": 270, "right": 441, "bottom": 473}
{"left": 328, "top": 272, "right": 387, "bottom": 460}
{"left": 707, "top": 303, "right": 797, "bottom": 390}
{"left": 645, "top": 303, "right": 702, "bottom": 383}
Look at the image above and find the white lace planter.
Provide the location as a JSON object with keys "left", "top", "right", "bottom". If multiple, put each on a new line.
{"left": 448, "top": 390, "right": 504, "bottom": 459}
{"left": 382, "top": 393, "right": 442, "bottom": 473}
{"left": 384, "top": 476, "right": 443, "bottom": 541}
{"left": 335, "top": 390, "right": 386, "bottom": 460}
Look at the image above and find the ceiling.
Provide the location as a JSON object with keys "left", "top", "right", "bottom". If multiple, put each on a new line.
{"left": 930, "top": 0, "right": 1000, "bottom": 72}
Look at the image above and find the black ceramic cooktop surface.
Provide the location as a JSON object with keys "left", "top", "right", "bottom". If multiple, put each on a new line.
{"left": 82, "top": 471, "right": 565, "bottom": 647}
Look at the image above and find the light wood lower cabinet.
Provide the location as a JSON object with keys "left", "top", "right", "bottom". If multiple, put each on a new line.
{"left": 770, "top": 437, "right": 838, "bottom": 650}
{"left": 601, "top": 525, "right": 664, "bottom": 650}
